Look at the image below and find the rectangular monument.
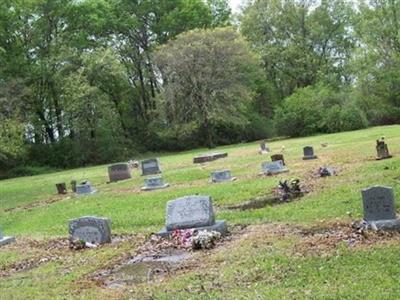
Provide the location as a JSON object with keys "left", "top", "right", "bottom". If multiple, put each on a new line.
{"left": 69, "top": 216, "right": 111, "bottom": 244}
{"left": 303, "top": 146, "right": 317, "bottom": 160}
{"left": 211, "top": 170, "right": 235, "bottom": 183}
{"left": 75, "top": 181, "right": 96, "bottom": 195}
{"left": 141, "top": 176, "right": 169, "bottom": 191}
{"left": 141, "top": 158, "right": 161, "bottom": 176}
{"left": 271, "top": 154, "right": 285, "bottom": 165}
{"left": 108, "top": 163, "right": 132, "bottom": 182}
{"left": 261, "top": 160, "right": 288, "bottom": 175}
{"left": 376, "top": 140, "right": 392, "bottom": 160}
{"left": 193, "top": 152, "right": 228, "bottom": 164}
{"left": 158, "top": 195, "right": 227, "bottom": 236}
{"left": 362, "top": 186, "right": 396, "bottom": 221}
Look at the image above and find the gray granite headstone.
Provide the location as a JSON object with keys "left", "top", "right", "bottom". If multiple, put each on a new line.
{"left": 211, "top": 170, "right": 235, "bottom": 183}
{"left": 76, "top": 181, "right": 96, "bottom": 195}
{"left": 69, "top": 216, "right": 111, "bottom": 244}
{"left": 261, "top": 160, "right": 288, "bottom": 175}
{"left": 141, "top": 158, "right": 161, "bottom": 176}
{"left": 141, "top": 176, "right": 169, "bottom": 191}
{"left": 0, "top": 229, "right": 15, "bottom": 246}
{"left": 303, "top": 146, "right": 317, "bottom": 160}
{"left": 108, "top": 163, "right": 132, "bottom": 182}
{"left": 362, "top": 186, "right": 396, "bottom": 221}
{"left": 271, "top": 154, "right": 285, "bottom": 165}
{"left": 259, "top": 141, "right": 270, "bottom": 154}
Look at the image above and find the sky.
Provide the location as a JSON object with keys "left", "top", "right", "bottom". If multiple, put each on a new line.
{"left": 229, "top": 0, "right": 243, "bottom": 13}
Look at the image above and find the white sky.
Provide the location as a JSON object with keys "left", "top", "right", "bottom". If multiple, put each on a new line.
{"left": 229, "top": 0, "right": 243, "bottom": 13}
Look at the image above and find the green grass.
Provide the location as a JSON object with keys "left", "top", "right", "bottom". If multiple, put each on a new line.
{"left": 1, "top": 125, "right": 400, "bottom": 299}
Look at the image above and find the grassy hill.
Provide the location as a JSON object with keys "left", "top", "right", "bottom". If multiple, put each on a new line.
{"left": 1, "top": 125, "right": 400, "bottom": 299}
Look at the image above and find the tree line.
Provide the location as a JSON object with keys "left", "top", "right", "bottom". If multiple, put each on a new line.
{"left": 1, "top": 0, "right": 399, "bottom": 177}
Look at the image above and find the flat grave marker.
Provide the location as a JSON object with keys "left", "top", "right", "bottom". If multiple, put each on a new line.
{"left": 141, "top": 176, "right": 169, "bottom": 191}
{"left": 261, "top": 160, "right": 288, "bottom": 175}
{"left": 211, "top": 170, "right": 236, "bottom": 183}
{"left": 0, "top": 229, "right": 15, "bottom": 247}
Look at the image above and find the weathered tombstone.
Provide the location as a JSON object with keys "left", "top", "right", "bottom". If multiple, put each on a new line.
{"left": 108, "top": 163, "right": 132, "bottom": 182}
{"left": 259, "top": 141, "right": 270, "bottom": 154}
{"left": 0, "top": 229, "right": 15, "bottom": 246}
{"left": 271, "top": 154, "right": 285, "bottom": 166}
{"left": 261, "top": 160, "right": 288, "bottom": 175}
{"left": 375, "top": 139, "right": 392, "bottom": 160}
{"left": 361, "top": 186, "right": 400, "bottom": 230}
{"left": 69, "top": 216, "right": 111, "bottom": 244}
{"left": 158, "top": 195, "right": 227, "bottom": 236}
{"left": 71, "top": 180, "right": 77, "bottom": 193}
{"left": 141, "top": 176, "right": 169, "bottom": 191}
{"left": 319, "top": 166, "right": 335, "bottom": 177}
{"left": 55, "top": 182, "right": 67, "bottom": 195}
{"left": 75, "top": 181, "right": 96, "bottom": 195}
{"left": 141, "top": 158, "right": 161, "bottom": 176}
{"left": 193, "top": 152, "right": 228, "bottom": 164}
{"left": 302, "top": 146, "right": 317, "bottom": 160}
{"left": 211, "top": 170, "right": 236, "bottom": 183}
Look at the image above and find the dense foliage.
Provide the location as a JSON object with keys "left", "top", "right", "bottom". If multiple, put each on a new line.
{"left": 1, "top": 0, "right": 399, "bottom": 177}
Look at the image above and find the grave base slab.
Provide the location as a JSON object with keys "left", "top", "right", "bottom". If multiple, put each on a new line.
{"left": 303, "top": 155, "right": 318, "bottom": 160}
{"left": 157, "top": 220, "right": 228, "bottom": 237}
{"left": 260, "top": 168, "right": 289, "bottom": 176}
{"left": 211, "top": 177, "right": 237, "bottom": 183}
{"left": 0, "top": 236, "right": 15, "bottom": 246}
{"left": 141, "top": 183, "right": 170, "bottom": 191}
{"left": 375, "top": 155, "right": 393, "bottom": 160}
{"left": 368, "top": 219, "right": 400, "bottom": 231}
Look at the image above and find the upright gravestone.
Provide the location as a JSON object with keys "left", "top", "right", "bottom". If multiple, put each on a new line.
{"left": 141, "top": 158, "right": 161, "bottom": 176}
{"left": 158, "top": 195, "right": 227, "bottom": 237}
{"left": 211, "top": 170, "right": 236, "bottom": 183}
{"left": 303, "top": 146, "right": 317, "bottom": 160}
{"left": 108, "top": 163, "right": 132, "bottom": 182}
{"left": 71, "top": 180, "right": 77, "bottom": 193}
{"left": 141, "top": 176, "right": 169, "bottom": 191}
{"left": 271, "top": 154, "right": 285, "bottom": 166}
{"left": 0, "top": 229, "right": 15, "bottom": 246}
{"left": 261, "top": 160, "right": 288, "bottom": 175}
{"left": 259, "top": 141, "right": 270, "bottom": 154}
{"left": 75, "top": 181, "right": 96, "bottom": 195}
{"left": 69, "top": 216, "right": 111, "bottom": 244}
{"left": 55, "top": 183, "right": 67, "bottom": 195}
{"left": 375, "top": 140, "right": 392, "bottom": 160}
{"left": 361, "top": 186, "right": 400, "bottom": 230}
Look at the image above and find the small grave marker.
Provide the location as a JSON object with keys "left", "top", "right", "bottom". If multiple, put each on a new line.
{"left": 141, "top": 176, "right": 169, "bottom": 191}
{"left": 108, "top": 163, "right": 132, "bottom": 182}
{"left": 141, "top": 158, "right": 161, "bottom": 176}
{"left": 261, "top": 160, "right": 288, "bottom": 175}
{"left": 211, "top": 170, "right": 235, "bottom": 183}
{"left": 193, "top": 152, "right": 228, "bottom": 164}
{"left": 0, "top": 229, "right": 15, "bottom": 246}
{"left": 69, "top": 216, "right": 111, "bottom": 244}
{"left": 259, "top": 141, "right": 270, "bottom": 154}
{"left": 55, "top": 182, "right": 67, "bottom": 194}
{"left": 76, "top": 181, "right": 96, "bottom": 195}
{"left": 158, "top": 195, "right": 227, "bottom": 236}
{"left": 375, "top": 139, "right": 392, "bottom": 160}
{"left": 271, "top": 154, "right": 285, "bottom": 166}
{"left": 303, "top": 146, "right": 317, "bottom": 160}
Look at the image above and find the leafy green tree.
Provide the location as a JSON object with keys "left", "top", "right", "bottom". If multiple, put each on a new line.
{"left": 155, "top": 27, "right": 263, "bottom": 147}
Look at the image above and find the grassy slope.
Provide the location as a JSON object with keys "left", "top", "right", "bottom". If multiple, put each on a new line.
{"left": 0, "top": 125, "right": 400, "bottom": 299}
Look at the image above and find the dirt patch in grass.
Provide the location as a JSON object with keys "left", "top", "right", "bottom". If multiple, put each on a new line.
{"left": 4, "top": 194, "right": 72, "bottom": 212}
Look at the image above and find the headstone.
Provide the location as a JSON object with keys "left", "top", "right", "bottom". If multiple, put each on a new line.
{"left": 303, "top": 146, "right": 317, "bottom": 160}
{"left": 211, "top": 170, "right": 235, "bottom": 183}
{"left": 75, "top": 181, "right": 96, "bottom": 195}
{"left": 71, "top": 180, "right": 77, "bottom": 193}
{"left": 271, "top": 154, "right": 285, "bottom": 166}
{"left": 141, "top": 176, "right": 169, "bottom": 191}
{"left": 108, "top": 163, "right": 132, "bottom": 182}
{"left": 158, "top": 195, "right": 227, "bottom": 236}
{"left": 319, "top": 166, "right": 335, "bottom": 177}
{"left": 362, "top": 186, "right": 396, "bottom": 221}
{"left": 193, "top": 152, "right": 228, "bottom": 164}
{"left": 56, "top": 182, "right": 67, "bottom": 194}
{"left": 69, "top": 216, "right": 111, "bottom": 244}
{"left": 141, "top": 158, "right": 161, "bottom": 176}
{"left": 0, "top": 229, "right": 15, "bottom": 246}
{"left": 376, "top": 139, "right": 392, "bottom": 160}
{"left": 259, "top": 141, "right": 270, "bottom": 154}
{"left": 261, "top": 160, "right": 288, "bottom": 175}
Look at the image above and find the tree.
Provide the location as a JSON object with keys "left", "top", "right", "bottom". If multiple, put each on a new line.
{"left": 155, "top": 27, "right": 262, "bottom": 147}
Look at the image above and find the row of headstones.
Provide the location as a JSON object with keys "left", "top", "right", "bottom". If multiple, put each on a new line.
{"left": 3, "top": 184, "right": 398, "bottom": 248}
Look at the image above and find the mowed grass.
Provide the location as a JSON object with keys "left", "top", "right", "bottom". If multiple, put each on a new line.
{"left": 0, "top": 125, "right": 400, "bottom": 299}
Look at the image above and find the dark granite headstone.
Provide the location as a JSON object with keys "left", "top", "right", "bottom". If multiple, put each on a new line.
{"left": 0, "top": 229, "right": 15, "bottom": 246}
{"left": 69, "top": 216, "right": 111, "bottom": 244}
{"left": 56, "top": 183, "right": 67, "bottom": 194}
{"left": 141, "top": 158, "right": 161, "bottom": 176}
{"left": 193, "top": 152, "right": 228, "bottom": 163}
{"left": 158, "top": 195, "right": 227, "bottom": 236}
{"left": 141, "top": 176, "right": 169, "bottom": 191}
{"left": 271, "top": 154, "right": 285, "bottom": 166}
{"left": 303, "top": 146, "right": 317, "bottom": 160}
{"left": 108, "top": 163, "right": 132, "bottom": 182}
{"left": 211, "top": 170, "right": 235, "bottom": 183}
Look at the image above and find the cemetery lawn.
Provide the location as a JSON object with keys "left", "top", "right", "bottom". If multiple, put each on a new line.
{"left": 1, "top": 125, "right": 400, "bottom": 299}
